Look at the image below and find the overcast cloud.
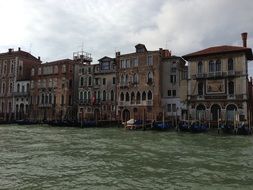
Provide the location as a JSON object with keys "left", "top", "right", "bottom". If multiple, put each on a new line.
{"left": 0, "top": 0, "right": 253, "bottom": 74}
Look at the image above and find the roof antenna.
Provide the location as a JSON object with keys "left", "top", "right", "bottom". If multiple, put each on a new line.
{"left": 29, "top": 43, "right": 32, "bottom": 54}
{"left": 165, "top": 40, "right": 168, "bottom": 49}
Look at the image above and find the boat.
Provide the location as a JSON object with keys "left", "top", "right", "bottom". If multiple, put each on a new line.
{"left": 237, "top": 122, "right": 252, "bottom": 135}
{"left": 124, "top": 119, "right": 143, "bottom": 130}
{"left": 151, "top": 121, "right": 173, "bottom": 130}
{"left": 190, "top": 122, "right": 208, "bottom": 133}
{"left": 218, "top": 122, "right": 234, "bottom": 134}
{"left": 178, "top": 121, "right": 190, "bottom": 132}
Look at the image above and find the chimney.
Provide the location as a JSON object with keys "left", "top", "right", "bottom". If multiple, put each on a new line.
{"left": 18, "top": 47, "right": 21, "bottom": 51}
{"left": 38, "top": 56, "right": 41, "bottom": 61}
{"left": 241, "top": 32, "right": 248, "bottom": 47}
{"left": 8, "top": 48, "right": 13, "bottom": 53}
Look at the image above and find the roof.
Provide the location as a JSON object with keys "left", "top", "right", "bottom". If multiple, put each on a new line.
{"left": 0, "top": 50, "right": 40, "bottom": 61}
{"left": 42, "top": 59, "right": 73, "bottom": 65}
{"left": 183, "top": 45, "right": 253, "bottom": 60}
{"left": 98, "top": 56, "right": 114, "bottom": 62}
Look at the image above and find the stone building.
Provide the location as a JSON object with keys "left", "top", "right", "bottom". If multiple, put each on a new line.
{"left": 0, "top": 48, "right": 41, "bottom": 122}
{"left": 116, "top": 44, "right": 171, "bottom": 122}
{"left": 161, "top": 56, "right": 188, "bottom": 121}
{"left": 77, "top": 55, "right": 116, "bottom": 121}
{"left": 30, "top": 59, "right": 76, "bottom": 121}
{"left": 183, "top": 33, "right": 253, "bottom": 126}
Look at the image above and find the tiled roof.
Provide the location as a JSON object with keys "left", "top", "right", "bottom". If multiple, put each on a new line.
{"left": 183, "top": 45, "right": 253, "bottom": 60}
{"left": 0, "top": 50, "right": 40, "bottom": 61}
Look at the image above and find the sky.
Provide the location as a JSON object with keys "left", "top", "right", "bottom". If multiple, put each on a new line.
{"left": 0, "top": 0, "right": 253, "bottom": 74}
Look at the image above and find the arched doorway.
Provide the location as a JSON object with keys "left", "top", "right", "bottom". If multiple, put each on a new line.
{"left": 20, "top": 103, "right": 24, "bottom": 120}
{"left": 226, "top": 104, "right": 237, "bottom": 121}
{"left": 196, "top": 104, "right": 206, "bottom": 120}
{"left": 211, "top": 104, "right": 221, "bottom": 121}
{"left": 122, "top": 109, "right": 130, "bottom": 122}
{"left": 94, "top": 108, "right": 100, "bottom": 121}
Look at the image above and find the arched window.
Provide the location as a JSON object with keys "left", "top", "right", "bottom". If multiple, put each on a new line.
{"left": 103, "top": 90, "right": 106, "bottom": 101}
{"left": 80, "top": 91, "right": 83, "bottom": 100}
{"left": 120, "top": 92, "right": 124, "bottom": 101}
{"left": 198, "top": 61, "right": 203, "bottom": 74}
{"left": 148, "top": 91, "right": 152, "bottom": 100}
{"left": 131, "top": 92, "right": 135, "bottom": 104}
{"left": 97, "top": 91, "right": 100, "bottom": 100}
{"left": 31, "top": 68, "right": 35, "bottom": 76}
{"left": 228, "top": 81, "right": 234, "bottom": 95}
{"left": 17, "top": 84, "right": 20, "bottom": 92}
{"left": 80, "top": 77, "right": 84, "bottom": 86}
{"left": 136, "top": 92, "right": 140, "bottom": 104}
{"left": 61, "top": 95, "right": 64, "bottom": 105}
{"left": 84, "top": 91, "right": 87, "bottom": 100}
{"left": 198, "top": 82, "right": 204, "bottom": 95}
{"left": 45, "top": 94, "right": 48, "bottom": 104}
{"left": 126, "top": 92, "right": 130, "bottom": 101}
{"left": 209, "top": 60, "right": 214, "bottom": 72}
{"left": 10, "top": 83, "right": 13, "bottom": 93}
{"left": 27, "top": 83, "right": 30, "bottom": 92}
{"left": 54, "top": 65, "right": 58, "bottom": 74}
{"left": 133, "top": 73, "right": 139, "bottom": 84}
{"left": 228, "top": 58, "right": 233, "bottom": 71}
{"left": 121, "top": 75, "right": 124, "bottom": 85}
{"left": 88, "top": 91, "right": 91, "bottom": 100}
{"left": 196, "top": 104, "right": 206, "bottom": 120}
{"left": 142, "top": 91, "right": 146, "bottom": 100}
{"left": 62, "top": 65, "right": 66, "bottom": 73}
{"left": 111, "top": 90, "right": 114, "bottom": 101}
{"left": 49, "top": 94, "right": 52, "bottom": 104}
{"left": 216, "top": 59, "right": 221, "bottom": 72}
{"left": 88, "top": 77, "right": 92, "bottom": 86}
{"left": 125, "top": 74, "right": 128, "bottom": 84}
{"left": 147, "top": 72, "right": 153, "bottom": 83}
{"left": 42, "top": 94, "right": 45, "bottom": 104}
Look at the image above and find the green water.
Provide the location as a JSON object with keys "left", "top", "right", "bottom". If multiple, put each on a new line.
{"left": 0, "top": 125, "right": 253, "bottom": 190}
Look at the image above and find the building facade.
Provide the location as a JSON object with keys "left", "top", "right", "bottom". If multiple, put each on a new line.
{"left": 183, "top": 33, "right": 253, "bottom": 126}
{"left": 161, "top": 56, "right": 188, "bottom": 121}
{"left": 0, "top": 48, "right": 41, "bottom": 122}
{"left": 116, "top": 44, "right": 171, "bottom": 122}
{"left": 30, "top": 59, "right": 76, "bottom": 121}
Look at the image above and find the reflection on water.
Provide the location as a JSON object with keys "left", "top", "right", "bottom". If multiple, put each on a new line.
{"left": 0, "top": 125, "right": 253, "bottom": 189}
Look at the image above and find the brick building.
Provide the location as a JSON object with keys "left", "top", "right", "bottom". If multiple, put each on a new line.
{"left": 0, "top": 48, "right": 41, "bottom": 122}
{"left": 116, "top": 44, "right": 171, "bottom": 122}
{"left": 30, "top": 59, "right": 77, "bottom": 122}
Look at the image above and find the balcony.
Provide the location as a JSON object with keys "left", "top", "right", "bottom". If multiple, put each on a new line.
{"left": 118, "top": 83, "right": 129, "bottom": 89}
{"left": 13, "top": 91, "right": 29, "bottom": 96}
{"left": 38, "top": 104, "right": 53, "bottom": 108}
{"left": 192, "top": 71, "right": 244, "bottom": 80}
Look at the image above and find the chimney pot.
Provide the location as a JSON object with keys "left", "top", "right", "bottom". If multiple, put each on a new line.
{"left": 18, "top": 47, "right": 21, "bottom": 51}
{"left": 116, "top": 51, "right": 120, "bottom": 57}
{"left": 38, "top": 56, "right": 41, "bottom": 61}
{"left": 8, "top": 48, "right": 13, "bottom": 53}
{"left": 241, "top": 32, "right": 248, "bottom": 47}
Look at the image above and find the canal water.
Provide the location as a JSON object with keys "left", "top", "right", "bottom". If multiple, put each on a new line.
{"left": 0, "top": 125, "right": 253, "bottom": 190}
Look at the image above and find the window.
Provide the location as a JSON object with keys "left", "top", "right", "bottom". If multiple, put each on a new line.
{"left": 21, "top": 85, "right": 25, "bottom": 93}
{"left": 131, "top": 92, "right": 135, "bottom": 103}
{"left": 31, "top": 68, "right": 35, "bottom": 76}
{"left": 126, "top": 59, "right": 131, "bottom": 68}
{"left": 167, "top": 104, "right": 171, "bottom": 112}
{"left": 136, "top": 92, "right": 141, "bottom": 104}
{"left": 101, "top": 62, "right": 110, "bottom": 70}
{"left": 198, "top": 82, "right": 204, "bottom": 95}
{"left": 10, "top": 83, "right": 13, "bottom": 93}
{"left": 228, "top": 58, "right": 234, "bottom": 71}
{"left": 147, "top": 72, "right": 153, "bottom": 83}
{"left": 69, "top": 95, "right": 72, "bottom": 105}
{"left": 228, "top": 81, "right": 234, "bottom": 95}
{"left": 132, "top": 58, "right": 138, "bottom": 67}
{"left": 69, "top": 80, "right": 72, "bottom": 88}
{"left": 172, "top": 90, "right": 176, "bottom": 97}
{"left": 148, "top": 91, "right": 152, "bottom": 100}
{"left": 42, "top": 94, "right": 45, "bottom": 104}
{"left": 125, "top": 75, "right": 128, "bottom": 84}
{"left": 147, "top": 55, "right": 153, "bottom": 65}
{"left": 170, "top": 75, "right": 176, "bottom": 83}
{"left": 120, "top": 92, "right": 124, "bottom": 101}
{"left": 38, "top": 67, "right": 42, "bottom": 75}
{"left": 88, "top": 77, "right": 92, "bottom": 86}
{"left": 172, "top": 104, "right": 176, "bottom": 112}
{"left": 171, "top": 67, "right": 177, "bottom": 73}
{"left": 198, "top": 61, "right": 203, "bottom": 74}
{"left": 120, "top": 60, "right": 125, "bottom": 68}
{"left": 133, "top": 73, "right": 139, "bottom": 84}
{"left": 17, "top": 84, "right": 20, "bottom": 92}
{"left": 111, "top": 90, "right": 114, "bottom": 101}
{"left": 62, "top": 65, "right": 66, "bottom": 73}
{"left": 61, "top": 95, "right": 64, "bottom": 105}
{"left": 80, "top": 91, "right": 83, "bottom": 100}
{"left": 142, "top": 91, "right": 146, "bottom": 100}
{"left": 209, "top": 60, "right": 215, "bottom": 72}
{"left": 216, "top": 59, "right": 221, "bottom": 72}
{"left": 49, "top": 94, "right": 52, "bottom": 104}
{"left": 88, "top": 67, "right": 91, "bottom": 74}
{"left": 113, "top": 77, "right": 116, "bottom": 84}
{"left": 54, "top": 65, "right": 58, "bottom": 74}
{"left": 126, "top": 92, "right": 130, "bottom": 101}
{"left": 168, "top": 90, "right": 171, "bottom": 96}
{"left": 103, "top": 78, "right": 106, "bottom": 85}
{"left": 27, "top": 84, "right": 30, "bottom": 91}
{"left": 102, "top": 90, "right": 106, "bottom": 101}
{"left": 80, "top": 77, "right": 84, "bottom": 86}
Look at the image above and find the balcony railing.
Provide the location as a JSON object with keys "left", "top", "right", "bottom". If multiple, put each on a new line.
{"left": 190, "top": 94, "right": 246, "bottom": 100}
{"left": 13, "top": 92, "right": 29, "bottom": 96}
{"left": 192, "top": 71, "right": 244, "bottom": 79}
